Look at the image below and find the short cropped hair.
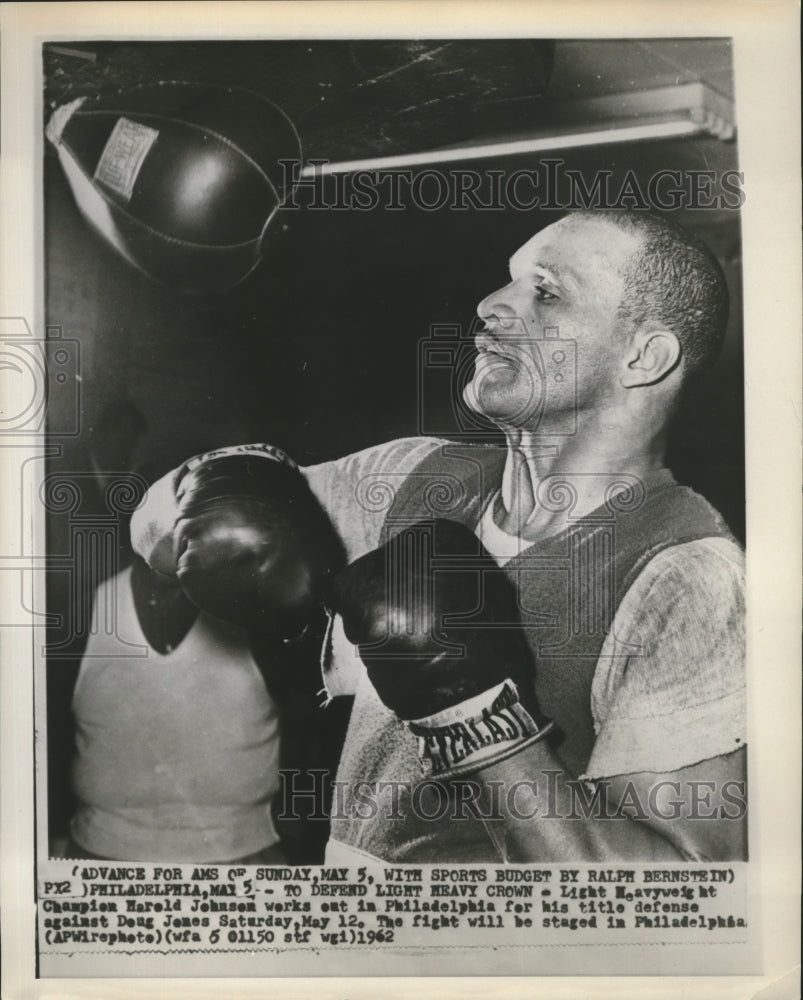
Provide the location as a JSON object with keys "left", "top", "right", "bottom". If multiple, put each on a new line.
{"left": 570, "top": 210, "right": 730, "bottom": 379}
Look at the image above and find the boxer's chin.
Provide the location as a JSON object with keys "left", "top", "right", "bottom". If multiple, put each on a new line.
{"left": 463, "top": 360, "right": 543, "bottom": 426}
{"left": 464, "top": 379, "right": 501, "bottom": 420}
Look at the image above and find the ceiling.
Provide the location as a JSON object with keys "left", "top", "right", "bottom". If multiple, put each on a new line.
{"left": 548, "top": 38, "right": 733, "bottom": 102}
{"left": 44, "top": 38, "right": 735, "bottom": 162}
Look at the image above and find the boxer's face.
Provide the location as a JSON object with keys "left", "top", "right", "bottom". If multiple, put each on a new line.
{"left": 466, "top": 216, "right": 640, "bottom": 430}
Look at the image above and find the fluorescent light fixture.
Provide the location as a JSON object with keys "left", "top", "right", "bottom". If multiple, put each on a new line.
{"left": 302, "top": 120, "right": 702, "bottom": 176}
{"left": 301, "top": 82, "right": 734, "bottom": 177}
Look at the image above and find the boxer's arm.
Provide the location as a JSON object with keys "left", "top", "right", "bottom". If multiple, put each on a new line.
{"left": 130, "top": 466, "right": 183, "bottom": 574}
{"left": 462, "top": 539, "right": 747, "bottom": 861}
{"left": 471, "top": 742, "right": 746, "bottom": 862}
{"left": 301, "top": 437, "right": 445, "bottom": 563}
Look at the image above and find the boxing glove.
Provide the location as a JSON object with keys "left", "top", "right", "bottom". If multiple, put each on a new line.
{"left": 171, "top": 445, "right": 344, "bottom": 638}
{"left": 331, "top": 518, "right": 553, "bottom": 778}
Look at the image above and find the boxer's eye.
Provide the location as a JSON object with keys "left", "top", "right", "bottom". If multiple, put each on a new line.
{"left": 534, "top": 285, "right": 558, "bottom": 302}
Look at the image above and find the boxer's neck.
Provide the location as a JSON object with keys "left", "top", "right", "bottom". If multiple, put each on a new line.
{"left": 496, "top": 413, "right": 668, "bottom": 540}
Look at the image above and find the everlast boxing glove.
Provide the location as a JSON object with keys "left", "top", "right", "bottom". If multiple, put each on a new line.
{"left": 331, "top": 518, "right": 553, "bottom": 779}
{"left": 170, "top": 445, "right": 344, "bottom": 638}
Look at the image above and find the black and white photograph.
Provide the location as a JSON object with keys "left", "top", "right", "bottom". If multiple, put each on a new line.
{"left": 41, "top": 35, "right": 749, "bottom": 867}
{"left": 0, "top": 2, "right": 800, "bottom": 996}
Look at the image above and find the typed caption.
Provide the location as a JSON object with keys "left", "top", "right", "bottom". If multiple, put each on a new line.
{"left": 38, "top": 860, "right": 748, "bottom": 975}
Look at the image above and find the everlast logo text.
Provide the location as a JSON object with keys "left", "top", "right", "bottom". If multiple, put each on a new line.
{"left": 409, "top": 683, "right": 540, "bottom": 777}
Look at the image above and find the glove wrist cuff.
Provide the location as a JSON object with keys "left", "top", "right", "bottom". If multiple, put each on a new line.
{"left": 407, "top": 679, "right": 553, "bottom": 780}
{"left": 175, "top": 443, "right": 297, "bottom": 491}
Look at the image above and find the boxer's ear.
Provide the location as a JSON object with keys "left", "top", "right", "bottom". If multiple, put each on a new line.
{"left": 620, "top": 329, "right": 681, "bottom": 388}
